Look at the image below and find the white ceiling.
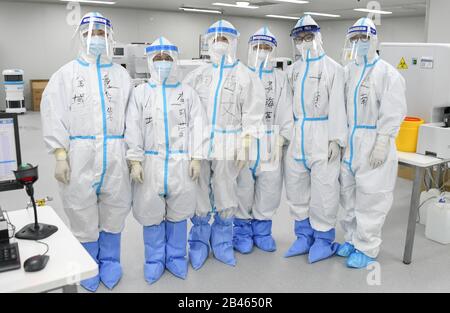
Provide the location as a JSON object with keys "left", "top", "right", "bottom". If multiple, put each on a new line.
{"left": 3, "top": 0, "right": 427, "bottom": 20}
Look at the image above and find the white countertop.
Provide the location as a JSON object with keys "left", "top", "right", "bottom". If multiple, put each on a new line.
{"left": 398, "top": 151, "right": 450, "bottom": 168}
{"left": 0, "top": 206, "right": 98, "bottom": 293}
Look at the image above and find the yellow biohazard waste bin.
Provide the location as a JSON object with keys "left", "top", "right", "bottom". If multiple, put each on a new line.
{"left": 396, "top": 117, "right": 424, "bottom": 152}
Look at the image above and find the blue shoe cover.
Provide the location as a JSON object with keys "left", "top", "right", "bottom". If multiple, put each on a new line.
{"left": 166, "top": 220, "right": 188, "bottom": 280}
{"left": 143, "top": 223, "right": 166, "bottom": 284}
{"left": 211, "top": 214, "right": 236, "bottom": 266}
{"left": 188, "top": 214, "right": 211, "bottom": 270}
{"left": 233, "top": 218, "right": 253, "bottom": 254}
{"left": 252, "top": 220, "right": 276, "bottom": 252}
{"left": 80, "top": 241, "right": 100, "bottom": 292}
{"left": 308, "top": 228, "right": 339, "bottom": 263}
{"left": 336, "top": 242, "right": 355, "bottom": 257}
{"left": 346, "top": 250, "right": 375, "bottom": 269}
{"left": 284, "top": 218, "right": 314, "bottom": 257}
{"left": 98, "top": 232, "right": 122, "bottom": 289}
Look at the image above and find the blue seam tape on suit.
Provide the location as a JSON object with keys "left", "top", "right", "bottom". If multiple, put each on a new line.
{"left": 347, "top": 56, "right": 380, "bottom": 175}
{"left": 144, "top": 150, "right": 190, "bottom": 156}
{"left": 251, "top": 139, "right": 261, "bottom": 180}
{"left": 299, "top": 50, "right": 310, "bottom": 171}
{"left": 297, "top": 52, "right": 327, "bottom": 172}
{"left": 95, "top": 55, "right": 108, "bottom": 195}
{"left": 214, "top": 128, "right": 242, "bottom": 134}
{"left": 208, "top": 55, "right": 226, "bottom": 158}
{"left": 3, "top": 81, "right": 24, "bottom": 85}
{"left": 69, "top": 135, "right": 123, "bottom": 140}
{"left": 212, "top": 61, "right": 239, "bottom": 69}
{"left": 251, "top": 62, "right": 268, "bottom": 176}
{"left": 0, "top": 160, "right": 15, "bottom": 164}
{"left": 162, "top": 79, "right": 170, "bottom": 197}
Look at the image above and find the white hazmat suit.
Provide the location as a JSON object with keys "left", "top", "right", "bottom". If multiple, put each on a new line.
{"left": 338, "top": 18, "right": 407, "bottom": 268}
{"left": 41, "top": 12, "right": 132, "bottom": 291}
{"left": 184, "top": 20, "right": 265, "bottom": 269}
{"left": 284, "top": 15, "right": 347, "bottom": 263}
{"left": 125, "top": 37, "right": 207, "bottom": 283}
{"left": 234, "top": 27, "right": 293, "bottom": 254}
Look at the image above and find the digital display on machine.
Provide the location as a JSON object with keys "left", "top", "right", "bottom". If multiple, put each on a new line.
{"left": 0, "top": 118, "right": 17, "bottom": 182}
{"left": 113, "top": 47, "right": 125, "bottom": 56}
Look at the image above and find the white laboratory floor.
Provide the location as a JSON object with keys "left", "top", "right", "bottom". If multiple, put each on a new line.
{"left": 2, "top": 112, "right": 450, "bottom": 293}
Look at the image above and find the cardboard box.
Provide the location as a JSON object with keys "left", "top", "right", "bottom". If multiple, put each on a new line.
{"left": 399, "top": 164, "right": 450, "bottom": 192}
{"left": 398, "top": 165, "right": 415, "bottom": 181}
{"left": 30, "top": 79, "right": 49, "bottom": 111}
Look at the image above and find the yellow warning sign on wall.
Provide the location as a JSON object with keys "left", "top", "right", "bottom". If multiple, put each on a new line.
{"left": 397, "top": 57, "right": 409, "bottom": 70}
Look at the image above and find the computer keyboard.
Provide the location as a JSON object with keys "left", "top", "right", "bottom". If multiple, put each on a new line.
{"left": 0, "top": 242, "right": 21, "bottom": 273}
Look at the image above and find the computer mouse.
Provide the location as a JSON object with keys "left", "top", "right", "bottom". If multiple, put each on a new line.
{"left": 24, "top": 255, "right": 49, "bottom": 272}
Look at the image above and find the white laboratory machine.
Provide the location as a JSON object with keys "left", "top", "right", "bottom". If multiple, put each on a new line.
{"left": 381, "top": 43, "right": 450, "bottom": 159}
{"left": 112, "top": 43, "right": 150, "bottom": 86}
{"left": 199, "top": 34, "right": 210, "bottom": 60}
{"left": 178, "top": 59, "right": 209, "bottom": 80}
{"left": 112, "top": 42, "right": 209, "bottom": 85}
{"left": 2, "top": 69, "right": 26, "bottom": 114}
{"left": 273, "top": 57, "right": 293, "bottom": 71}
{"left": 125, "top": 43, "right": 150, "bottom": 81}
{"left": 112, "top": 43, "right": 127, "bottom": 68}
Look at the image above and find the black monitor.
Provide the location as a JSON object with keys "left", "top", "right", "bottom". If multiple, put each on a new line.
{"left": 0, "top": 113, "right": 23, "bottom": 192}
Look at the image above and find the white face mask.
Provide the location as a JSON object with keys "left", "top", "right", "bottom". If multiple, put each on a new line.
{"left": 153, "top": 61, "right": 173, "bottom": 81}
{"left": 257, "top": 50, "right": 270, "bottom": 63}
{"left": 212, "top": 42, "right": 229, "bottom": 56}
{"left": 356, "top": 41, "right": 371, "bottom": 57}
{"left": 297, "top": 41, "right": 315, "bottom": 53}
{"left": 84, "top": 35, "right": 107, "bottom": 56}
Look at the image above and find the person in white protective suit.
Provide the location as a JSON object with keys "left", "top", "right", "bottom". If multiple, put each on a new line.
{"left": 337, "top": 17, "right": 407, "bottom": 268}
{"left": 234, "top": 27, "right": 293, "bottom": 254}
{"left": 40, "top": 12, "right": 132, "bottom": 292}
{"left": 184, "top": 20, "right": 265, "bottom": 269}
{"left": 125, "top": 37, "right": 207, "bottom": 284}
{"left": 284, "top": 15, "right": 348, "bottom": 263}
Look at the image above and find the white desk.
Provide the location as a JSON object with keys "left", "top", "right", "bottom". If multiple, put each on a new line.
{"left": 398, "top": 152, "right": 450, "bottom": 264}
{"left": 0, "top": 206, "right": 98, "bottom": 293}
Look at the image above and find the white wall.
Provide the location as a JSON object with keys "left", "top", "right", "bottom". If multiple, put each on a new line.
{"left": 319, "top": 16, "right": 427, "bottom": 61}
{"left": 427, "top": 0, "right": 450, "bottom": 43}
{"left": 0, "top": 1, "right": 426, "bottom": 109}
{"left": 0, "top": 1, "right": 294, "bottom": 109}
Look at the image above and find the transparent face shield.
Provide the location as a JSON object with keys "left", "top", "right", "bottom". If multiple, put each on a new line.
{"left": 247, "top": 38, "right": 277, "bottom": 70}
{"left": 77, "top": 15, "right": 114, "bottom": 58}
{"left": 290, "top": 25, "right": 322, "bottom": 61}
{"left": 207, "top": 32, "right": 238, "bottom": 64}
{"left": 147, "top": 49, "right": 179, "bottom": 84}
{"left": 342, "top": 25, "right": 377, "bottom": 65}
